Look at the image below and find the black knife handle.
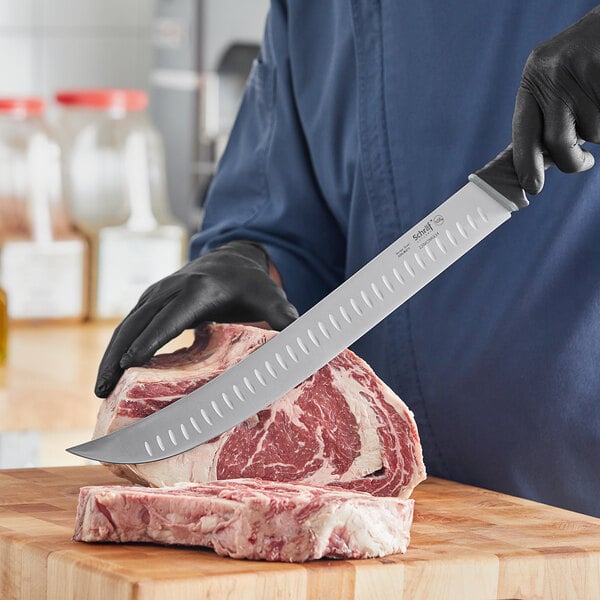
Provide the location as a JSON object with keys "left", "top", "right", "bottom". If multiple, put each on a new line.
{"left": 469, "top": 145, "right": 529, "bottom": 212}
{"left": 469, "top": 144, "right": 557, "bottom": 212}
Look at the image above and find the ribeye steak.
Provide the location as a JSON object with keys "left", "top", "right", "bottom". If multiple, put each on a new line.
{"left": 94, "top": 323, "right": 426, "bottom": 497}
{"left": 73, "top": 478, "right": 414, "bottom": 561}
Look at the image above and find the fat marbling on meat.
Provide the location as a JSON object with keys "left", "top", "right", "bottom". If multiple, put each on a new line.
{"left": 94, "top": 323, "right": 426, "bottom": 498}
{"left": 74, "top": 478, "right": 415, "bottom": 561}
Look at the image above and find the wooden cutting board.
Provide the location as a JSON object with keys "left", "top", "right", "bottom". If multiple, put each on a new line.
{"left": 1, "top": 466, "right": 599, "bottom": 600}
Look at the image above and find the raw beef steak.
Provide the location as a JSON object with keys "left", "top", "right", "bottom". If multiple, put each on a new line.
{"left": 73, "top": 479, "right": 414, "bottom": 561}
{"left": 94, "top": 323, "right": 426, "bottom": 497}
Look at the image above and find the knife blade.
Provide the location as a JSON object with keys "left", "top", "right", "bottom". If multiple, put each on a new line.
{"left": 68, "top": 148, "right": 528, "bottom": 464}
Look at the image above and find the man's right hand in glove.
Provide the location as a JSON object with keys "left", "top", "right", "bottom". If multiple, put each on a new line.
{"left": 94, "top": 240, "right": 298, "bottom": 398}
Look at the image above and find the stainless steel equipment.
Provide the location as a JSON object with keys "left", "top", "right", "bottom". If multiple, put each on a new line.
{"left": 149, "top": 0, "right": 270, "bottom": 232}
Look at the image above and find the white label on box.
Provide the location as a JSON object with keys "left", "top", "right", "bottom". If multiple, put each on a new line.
{"left": 0, "top": 240, "right": 85, "bottom": 319}
{"left": 96, "top": 229, "right": 183, "bottom": 319}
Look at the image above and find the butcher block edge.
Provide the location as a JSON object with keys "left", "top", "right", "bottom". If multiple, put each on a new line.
{"left": 1, "top": 466, "right": 600, "bottom": 600}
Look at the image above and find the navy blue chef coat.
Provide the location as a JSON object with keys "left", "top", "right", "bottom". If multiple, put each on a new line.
{"left": 191, "top": 0, "right": 600, "bottom": 517}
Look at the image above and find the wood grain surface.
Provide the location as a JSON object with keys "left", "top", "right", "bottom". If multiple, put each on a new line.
{"left": 1, "top": 466, "right": 599, "bottom": 599}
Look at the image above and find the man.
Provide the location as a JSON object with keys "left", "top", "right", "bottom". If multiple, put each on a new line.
{"left": 95, "top": 2, "right": 600, "bottom": 516}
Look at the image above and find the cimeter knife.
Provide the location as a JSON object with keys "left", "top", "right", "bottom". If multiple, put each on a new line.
{"left": 68, "top": 146, "right": 530, "bottom": 464}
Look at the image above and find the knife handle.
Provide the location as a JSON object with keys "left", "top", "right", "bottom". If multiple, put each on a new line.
{"left": 469, "top": 145, "right": 529, "bottom": 212}
{"left": 469, "top": 144, "right": 557, "bottom": 212}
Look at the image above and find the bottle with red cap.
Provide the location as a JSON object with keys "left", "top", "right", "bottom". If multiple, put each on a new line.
{"left": 56, "top": 89, "right": 186, "bottom": 320}
{"left": 0, "top": 97, "right": 87, "bottom": 323}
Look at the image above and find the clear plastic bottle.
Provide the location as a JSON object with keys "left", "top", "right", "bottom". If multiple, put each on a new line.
{"left": 56, "top": 89, "right": 187, "bottom": 319}
{"left": 0, "top": 98, "right": 87, "bottom": 322}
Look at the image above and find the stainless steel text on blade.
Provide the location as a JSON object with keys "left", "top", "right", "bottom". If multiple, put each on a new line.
{"left": 67, "top": 181, "right": 513, "bottom": 464}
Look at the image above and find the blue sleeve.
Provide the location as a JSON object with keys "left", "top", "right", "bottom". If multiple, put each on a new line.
{"left": 189, "top": 0, "right": 346, "bottom": 314}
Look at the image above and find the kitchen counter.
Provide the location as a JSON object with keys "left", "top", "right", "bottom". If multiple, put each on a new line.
{"left": 0, "top": 322, "right": 193, "bottom": 467}
{"left": 2, "top": 466, "right": 600, "bottom": 599}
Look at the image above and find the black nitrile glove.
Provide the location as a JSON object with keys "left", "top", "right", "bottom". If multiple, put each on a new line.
{"left": 513, "top": 6, "right": 600, "bottom": 194}
{"left": 94, "top": 240, "right": 298, "bottom": 398}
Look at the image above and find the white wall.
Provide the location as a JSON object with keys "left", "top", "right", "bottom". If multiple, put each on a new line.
{"left": 0, "top": 0, "right": 152, "bottom": 100}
